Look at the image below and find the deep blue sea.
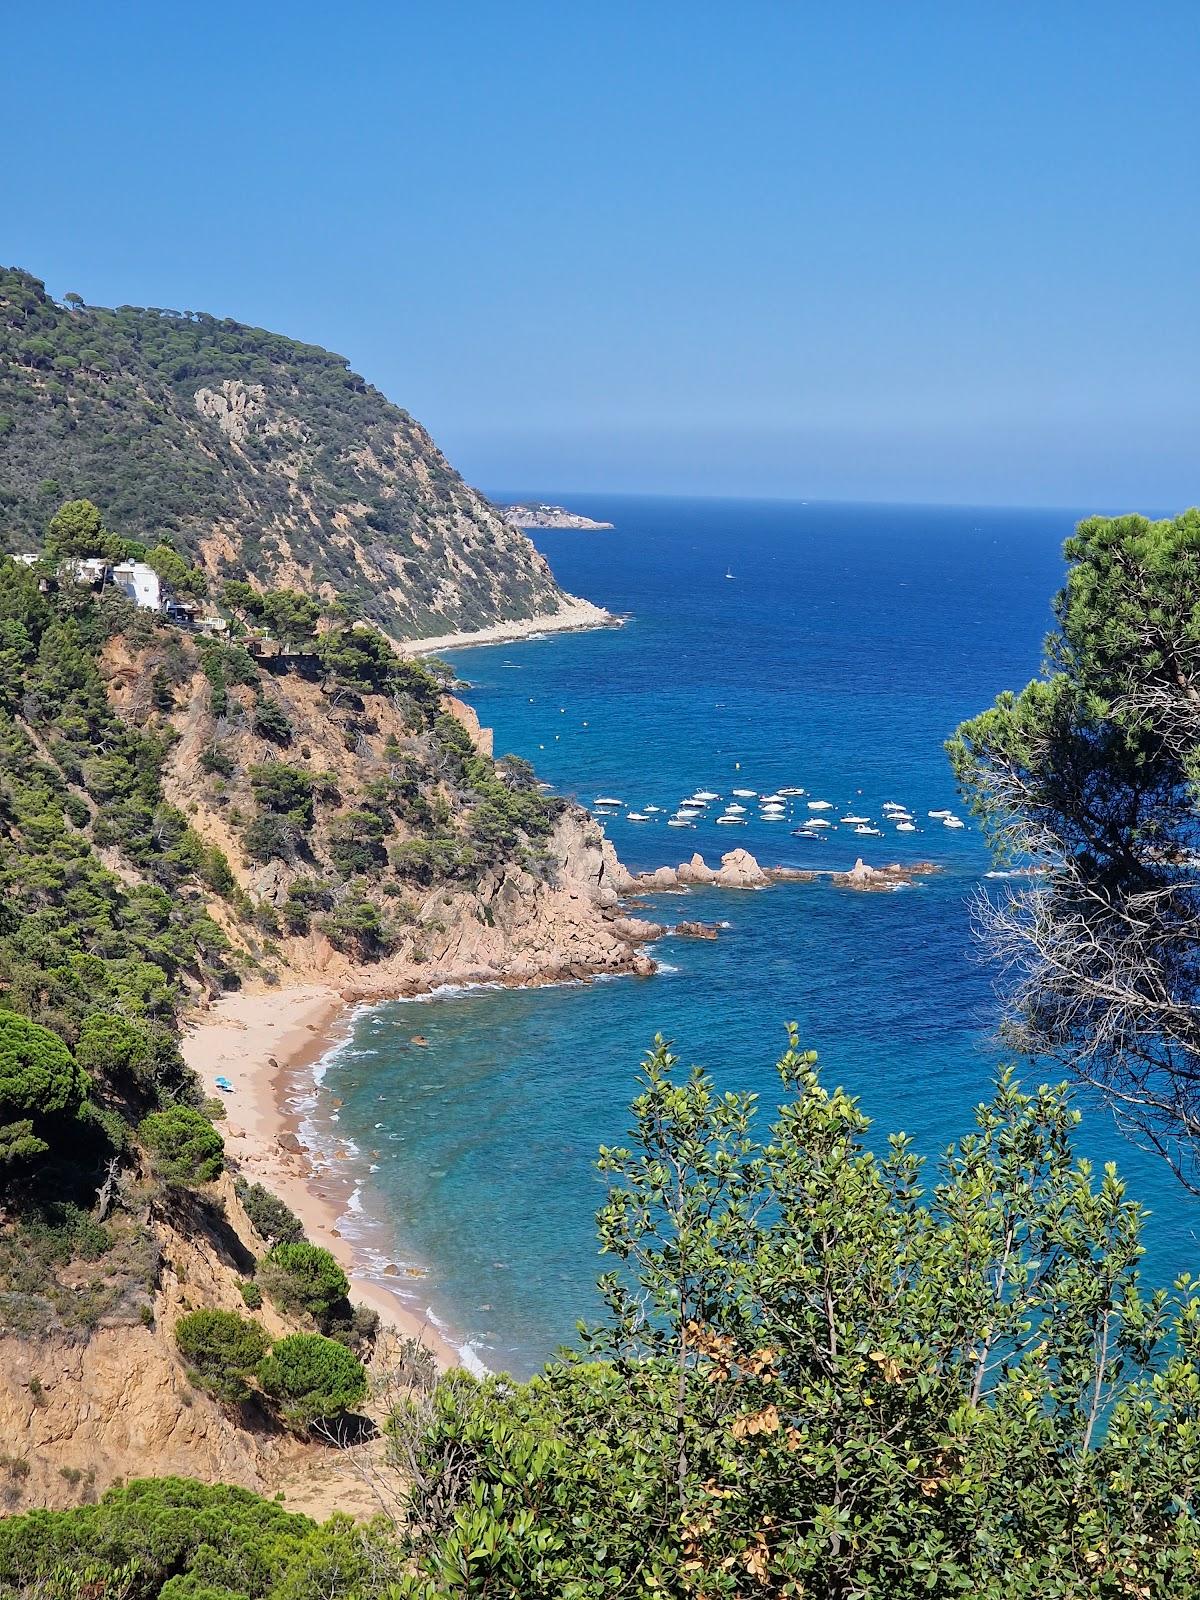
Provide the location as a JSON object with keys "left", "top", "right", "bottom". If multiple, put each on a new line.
{"left": 310, "top": 495, "right": 1199, "bottom": 1376}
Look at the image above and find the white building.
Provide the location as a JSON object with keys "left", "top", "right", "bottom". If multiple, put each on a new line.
{"left": 58, "top": 556, "right": 110, "bottom": 588}
{"left": 111, "top": 560, "right": 165, "bottom": 612}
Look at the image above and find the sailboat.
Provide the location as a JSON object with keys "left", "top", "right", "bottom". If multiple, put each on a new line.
{"left": 725, "top": 568, "right": 735, "bottom": 579}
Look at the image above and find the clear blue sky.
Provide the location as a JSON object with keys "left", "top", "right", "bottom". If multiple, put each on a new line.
{"left": 4, "top": 2, "right": 1197, "bottom": 508}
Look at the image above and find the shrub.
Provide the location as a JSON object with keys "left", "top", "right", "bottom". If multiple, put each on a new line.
{"left": 251, "top": 697, "right": 292, "bottom": 744}
{"left": 138, "top": 1106, "right": 224, "bottom": 1184}
{"left": 257, "top": 1334, "right": 367, "bottom": 1429}
{"left": 0, "top": 1011, "right": 88, "bottom": 1169}
{"left": 242, "top": 812, "right": 304, "bottom": 864}
{"left": 234, "top": 1179, "right": 305, "bottom": 1245}
{"left": 237, "top": 1279, "right": 263, "bottom": 1310}
{"left": 258, "top": 1242, "right": 348, "bottom": 1326}
{"left": 248, "top": 762, "right": 314, "bottom": 826}
{"left": 174, "top": 1309, "right": 270, "bottom": 1404}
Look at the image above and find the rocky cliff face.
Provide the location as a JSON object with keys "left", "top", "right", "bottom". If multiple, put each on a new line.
{"left": 0, "top": 266, "right": 591, "bottom": 640}
{"left": 99, "top": 628, "right": 655, "bottom": 1000}
{"left": 0, "top": 1177, "right": 341, "bottom": 1514}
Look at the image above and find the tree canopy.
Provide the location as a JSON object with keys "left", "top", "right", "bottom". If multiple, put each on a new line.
{"left": 951, "top": 508, "right": 1200, "bottom": 1188}
{"left": 0, "top": 1010, "right": 87, "bottom": 1169}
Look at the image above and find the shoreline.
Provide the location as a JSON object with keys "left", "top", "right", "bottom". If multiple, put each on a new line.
{"left": 182, "top": 984, "right": 462, "bottom": 1371}
{"left": 397, "top": 594, "right": 620, "bottom": 657}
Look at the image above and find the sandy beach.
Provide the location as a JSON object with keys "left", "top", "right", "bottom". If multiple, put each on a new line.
{"left": 182, "top": 984, "right": 461, "bottom": 1370}
{"left": 398, "top": 594, "right": 618, "bottom": 657}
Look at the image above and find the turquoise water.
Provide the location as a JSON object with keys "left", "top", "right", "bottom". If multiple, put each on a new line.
{"left": 315, "top": 496, "right": 1198, "bottom": 1376}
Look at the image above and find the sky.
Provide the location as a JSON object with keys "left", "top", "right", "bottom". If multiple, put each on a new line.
{"left": 3, "top": 2, "right": 1197, "bottom": 508}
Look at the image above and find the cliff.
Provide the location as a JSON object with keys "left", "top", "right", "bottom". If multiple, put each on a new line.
{"left": 0, "top": 267, "right": 599, "bottom": 641}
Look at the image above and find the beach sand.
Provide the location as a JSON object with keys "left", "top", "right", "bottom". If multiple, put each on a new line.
{"left": 397, "top": 594, "right": 617, "bottom": 657}
{"left": 182, "top": 984, "right": 460, "bottom": 1370}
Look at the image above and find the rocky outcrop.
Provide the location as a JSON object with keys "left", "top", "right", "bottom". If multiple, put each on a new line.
{"left": 440, "top": 693, "right": 494, "bottom": 758}
{"left": 831, "top": 858, "right": 940, "bottom": 892}
{"left": 500, "top": 504, "right": 614, "bottom": 531}
{"left": 675, "top": 921, "right": 720, "bottom": 939}
{"left": 630, "top": 850, "right": 810, "bottom": 892}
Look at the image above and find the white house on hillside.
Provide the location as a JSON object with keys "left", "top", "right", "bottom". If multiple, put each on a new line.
{"left": 112, "top": 560, "right": 165, "bottom": 612}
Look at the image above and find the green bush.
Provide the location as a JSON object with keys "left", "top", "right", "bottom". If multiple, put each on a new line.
{"left": 174, "top": 1308, "right": 270, "bottom": 1404}
{"left": 138, "top": 1106, "right": 223, "bottom": 1184}
{"left": 257, "top": 1333, "right": 367, "bottom": 1429}
{"left": 234, "top": 1179, "right": 306, "bottom": 1245}
{"left": 258, "top": 1242, "right": 348, "bottom": 1326}
{"left": 0, "top": 1011, "right": 88, "bottom": 1169}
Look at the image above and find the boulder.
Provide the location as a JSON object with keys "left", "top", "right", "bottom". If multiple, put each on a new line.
{"left": 676, "top": 852, "right": 717, "bottom": 885}
{"left": 611, "top": 916, "right": 665, "bottom": 943}
{"left": 715, "top": 849, "right": 768, "bottom": 888}
{"left": 675, "top": 921, "right": 719, "bottom": 940}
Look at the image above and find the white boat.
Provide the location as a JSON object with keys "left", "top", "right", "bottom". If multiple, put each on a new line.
{"left": 807, "top": 800, "right": 833, "bottom": 811}
{"left": 644, "top": 805, "right": 661, "bottom": 813}
{"left": 928, "top": 809, "right": 952, "bottom": 819}
{"left": 806, "top": 817, "right": 832, "bottom": 828}
{"left": 792, "top": 827, "right": 821, "bottom": 838}
{"left": 761, "top": 812, "right": 787, "bottom": 821}
{"left": 840, "top": 814, "right": 870, "bottom": 824}
{"left": 732, "top": 788, "right": 758, "bottom": 798}
{"left": 716, "top": 815, "right": 745, "bottom": 825}
{"left": 779, "top": 786, "right": 806, "bottom": 796}
{"left": 854, "top": 825, "right": 883, "bottom": 836}
{"left": 943, "top": 816, "right": 966, "bottom": 829}
{"left": 693, "top": 790, "right": 719, "bottom": 802}
{"left": 725, "top": 568, "right": 735, "bottom": 579}
{"left": 724, "top": 803, "right": 747, "bottom": 815}
{"left": 667, "top": 817, "right": 694, "bottom": 828}
{"left": 593, "top": 797, "right": 623, "bottom": 807}
{"left": 896, "top": 822, "right": 917, "bottom": 832}
{"left": 760, "top": 793, "right": 788, "bottom": 805}
{"left": 626, "top": 813, "right": 649, "bottom": 822}
{"left": 760, "top": 804, "right": 786, "bottom": 815}
{"left": 882, "top": 802, "right": 906, "bottom": 812}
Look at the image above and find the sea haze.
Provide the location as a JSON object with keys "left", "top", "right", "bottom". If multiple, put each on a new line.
{"left": 314, "top": 496, "right": 1199, "bottom": 1376}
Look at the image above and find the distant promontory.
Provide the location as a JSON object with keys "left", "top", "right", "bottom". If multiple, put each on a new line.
{"left": 500, "top": 502, "right": 614, "bottom": 531}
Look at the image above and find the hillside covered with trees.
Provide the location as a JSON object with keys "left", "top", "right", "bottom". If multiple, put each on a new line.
{"left": 0, "top": 268, "right": 579, "bottom": 640}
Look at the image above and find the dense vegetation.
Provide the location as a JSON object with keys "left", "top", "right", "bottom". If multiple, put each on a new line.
{"left": 0, "top": 266, "right": 567, "bottom": 638}
{"left": 3, "top": 1039, "right": 1199, "bottom": 1596}
{"left": 0, "top": 525, "right": 560, "bottom": 1350}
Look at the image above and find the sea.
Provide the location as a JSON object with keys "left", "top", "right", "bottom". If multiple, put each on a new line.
{"left": 301, "top": 495, "right": 1198, "bottom": 1377}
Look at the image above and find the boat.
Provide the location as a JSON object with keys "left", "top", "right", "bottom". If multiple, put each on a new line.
{"left": 882, "top": 802, "right": 907, "bottom": 812}
{"left": 760, "top": 793, "right": 788, "bottom": 805}
{"left": 725, "top": 568, "right": 735, "bottom": 579}
{"left": 779, "top": 786, "right": 806, "bottom": 796}
{"left": 928, "top": 809, "right": 952, "bottom": 819}
{"left": 716, "top": 815, "right": 745, "bottom": 825}
{"left": 724, "top": 803, "right": 747, "bottom": 815}
{"left": 792, "top": 827, "right": 821, "bottom": 838}
{"left": 693, "top": 790, "right": 720, "bottom": 802}
{"left": 593, "top": 797, "right": 623, "bottom": 807}
{"left": 760, "top": 804, "right": 786, "bottom": 815}
{"left": 840, "top": 814, "right": 870, "bottom": 824}
{"left": 806, "top": 817, "right": 832, "bottom": 828}
{"left": 896, "top": 822, "right": 917, "bottom": 832}
{"left": 667, "top": 817, "right": 694, "bottom": 828}
{"left": 626, "top": 812, "right": 649, "bottom": 822}
{"left": 761, "top": 812, "right": 787, "bottom": 821}
{"left": 854, "top": 825, "right": 883, "bottom": 836}
{"left": 943, "top": 816, "right": 966, "bottom": 829}
{"left": 807, "top": 800, "right": 833, "bottom": 811}
{"left": 644, "top": 805, "right": 661, "bottom": 813}
{"left": 732, "top": 788, "right": 758, "bottom": 798}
